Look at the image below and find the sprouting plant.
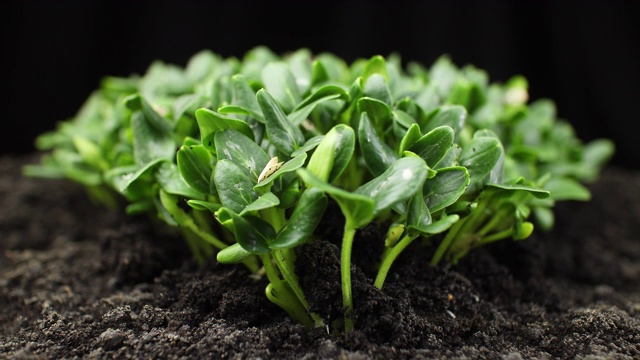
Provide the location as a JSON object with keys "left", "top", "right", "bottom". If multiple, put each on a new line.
{"left": 23, "top": 46, "right": 615, "bottom": 333}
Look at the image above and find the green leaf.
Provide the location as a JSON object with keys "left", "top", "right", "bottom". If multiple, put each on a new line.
{"left": 187, "top": 199, "right": 222, "bottom": 212}
{"left": 177, "top": 144, "right": 214, "bottom": 195}
{"left": 459, "top": 135, "right": 502, "bottom": 187}
{"left": 297, "top": 168, "right": 375, "bottom": 229}
{"left": 310, "top": 59, "right": 329, "bottom": 85}
{"left": 215, "top": 129, "right": 270, "bottom": 182}
{"left": 543, "top": 177, "right": 589, "bottom": 201}
{"left": 409, "top": 126, "right": 455, "bottom": 168}
{"left": 291, "top": 135, "right": 324, "bottom": 157}
{"left": 355, "top": 157, "right": 429, "bottom": 216}
{"left": 485, "top": 182, "right": 550, "bottom": 199}
{"left": 254, "top": 153, "right": 308, "bottom": 191}
{"left": 195, "top": 108, "right": 254, "bottom": 152}
{"left": 217, "top": 243, "right": 253, "bottom": 264}
{"left": 406, "top": 187, "right": 431, "bottom": 230}
{"left": 423, "top": 166, "right": 470, "bottom": 213}
{"left": 72, "top": 136, "right": 107, "bottom": 171}
{"left": 277, "top": 177, "right": 301, "bottom": 209}
{"left": 271, "top": 188, "right": 328, "bottom": 249}
{"left": 261, "top": 61, "right": 301, "bottom": 113}
{"left": 286, "top": 48, "right": 312, "bottom": 94}
{"left": 424, "top": 105, "right": 467, "bottom": 135}
{"left": 126, "top": 94, "right": 174, "bottom": 134}
{"left": 257, "top": 89, "right": 305, "bottom": 156}
{"left": 398, "top": 123, "right": 422, "bottom": 155}
{"left": 306, "top": 124, "right": 355, "bottom": 183}
{"left": 230, "top": 74, "right": 263, "bottom": 121}
{"left": 156, "top": 161, "right": 205, "bottom": 199}
{"left": 173, "top": 94, "right": 204, "bottom": 122}
{"left": 289, "top": 85, "right": 350, "bottom": 126}
{"left": 358, "top": 112, "right": 398, "bottom": 177}
{"left": 106, "top": 158, "right": 166, "bottom": 194}
{"left": 363, "top": 74, "right": 392, "bottom": 105}
{"left": 214, "top": 159, "right": 259, "bottom": 214}
{"left": 362, "top": 55, "right": 389, "bottom": 83}
{"left": 240, "top": 192, "right": 280, "bottom": 215}
{"left": 393, "top": 109, "right": 416, "bottom": 130}
{"left": 409, "top": 213, "right": 459, "bottom": 235}
{"left": 218, "top": 208, "right": 273, "bottom": 254}
{"left": 131, "top": 111, "right": 175, "bottom": 166}
{"left": 357, "top": 97, "right": 392, "bottom": 128}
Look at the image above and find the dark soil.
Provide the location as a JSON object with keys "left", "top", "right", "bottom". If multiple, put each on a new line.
{"left": 1, "top": 153, "right": 639, "bottom": 359}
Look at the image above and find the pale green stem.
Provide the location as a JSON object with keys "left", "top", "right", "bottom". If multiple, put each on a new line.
{"left": 261, "top": 254, "right": 313, "bottom": 328}
{"left": 341, "top": 226, "right": 356, "bottom": 332}
{"left": 374, "top": 233, "right": 419, "bottom": 289}
{"left": 274, "top": 249, "right": 324, "bottom": 327}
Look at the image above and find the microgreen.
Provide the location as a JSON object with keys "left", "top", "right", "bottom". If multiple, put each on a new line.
{"left": 24, "top": 47, "right": 614, "bottom": 333}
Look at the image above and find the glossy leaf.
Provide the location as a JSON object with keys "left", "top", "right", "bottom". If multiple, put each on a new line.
{"left": 355, "top": 157, "right": 429, "bottom": 216}
{"left": 306, "top": 124, "right": 355, "bottom": 183}
{"left": 409, "top": 126, "right": 455, "bottom": 168}
{"left": 257, "top": 89, "right": 305, "bottom": 156}
{"left": 544, "top": 177, "right": 591, "bottom": 201}
{"left": 177, "top": 144, "right": 214, "bottom": 195}
{"left": 271, "top": 188, "right": 328, "bottom": 249}
{"left": 254, "top": 153, "right": 308, "bottom": 190}
{"left": 230, "top": 74, "right": 263, "bottom": 121}
{"left": 215, "top": 129, "right": 269, "bottom": 182}
{"left": 219, "top": 208, "right": 273, "bottom": 254}
{"left": 240, "top": 192, "right": 280, "bottom": 215}
{"left": 195, "top": 108, "right": 254, "bottom": 152}
{"left": 214, "top": 159, "right": 259, "bottom": 214}
{"left": 362, "top": 55, "right": 389, "bottom": 83}
{"left": 261, "top": 61, "right": 301, "bottom": 113}
{"left": 217, "top": 243, "right": 253, "bottom": 264}
{"left": 156, "top": 161, "right": 205, "bottom": 199}
{"left": 297, "top": 168, "right": 375, "bottom": 229}
{"left": 289, "top": 85, "right": 350, "bottom": 125}
{"left": 131, "top": 112, "right": 175, "bottom": 166}
{"left": 459, "top": 135, "right": 503, "bottom": 187}
{"left": 357, "top": 97, "right": 392, "bottom": 129}
{"left": 358, "top": 112, "right": 397, "bottom": 177}
{"left": 424, "top": 105, "right": 467, "bottom": 135}
{"left": 423, "top": 166, "right": 470, "bottom": 213}
{"left": 363, "top": 74, "right": 392, "bottom": 105}
{"left": 398, "top": 123, "right": 422, "bottom": 155}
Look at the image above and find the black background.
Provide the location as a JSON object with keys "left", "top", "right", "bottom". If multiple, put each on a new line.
{"left": 4, "top": 1, "right": 640, "bottom": 170}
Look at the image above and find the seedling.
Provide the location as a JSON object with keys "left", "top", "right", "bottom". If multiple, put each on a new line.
{"left": 24, "top": 47, "right": 614, "bottom": 333}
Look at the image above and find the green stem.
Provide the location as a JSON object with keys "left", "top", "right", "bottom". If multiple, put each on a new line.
{"left": 181, "top": 228, "right": 211, "bottom": 266}
{"left": 430, "top": 218, "right": 464, "bottom": 266}
{"left": 477, "top": 207, "right": 510, "bottom": 236}
{"left": 274, "top": 249, "right": 324, "bottom": 327}
{"left": 341, "top": 225, "right": 356, "bottom": 332}
{"left": 183, "top": 216, "right": 228, "bottom": 250}
{"left": 260, "top": 207, "right": 286, "bottom": 232}
{"left": 274, "top": 250, "right": 309, "bottom": 308}
{"left": 261, "top": 254, "right": 313, "bottom": 328}
{"left": 476, "top": 228, "right": 513, "bottom": 245}
{"left": 374, "top": 233, "right": 419, "bottom": 289}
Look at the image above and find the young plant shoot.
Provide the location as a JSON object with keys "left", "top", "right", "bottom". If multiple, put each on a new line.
{"left": 24, "top": 47, "right": 615, "bottom": 333}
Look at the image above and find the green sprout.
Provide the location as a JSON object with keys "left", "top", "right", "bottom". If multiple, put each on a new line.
{"left": 23, "top": 47, "right": 615, "bottom": 333}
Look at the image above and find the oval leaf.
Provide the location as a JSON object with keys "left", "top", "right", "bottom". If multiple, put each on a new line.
{"left": 257, "top": 89, "right": 305, "bottom": 156}
{"left": 215, "top": 129, "right": 269, "bottom": 182}
{"left": 271, "top": 188, "right": 328, "bottom": 249}
{"left": 358, "top": 112, "right": 398, "bottom": 177}
{"left": 214, "top": 159, "right": 259, "bottom": 213}
{"left": 409, "top": 126, "right": 455, "bottom": 168}
{"left": 355, "top": 157, "right": 429, "bottom": 216}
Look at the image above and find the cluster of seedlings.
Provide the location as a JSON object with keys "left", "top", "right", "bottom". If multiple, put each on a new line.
{"left": 25, "top": 47, "right": 614, "bottom": 332}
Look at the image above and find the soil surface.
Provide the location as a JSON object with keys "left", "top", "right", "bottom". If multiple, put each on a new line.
{"left": 1, "top": 153, "right": 639, "bottom": 359}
